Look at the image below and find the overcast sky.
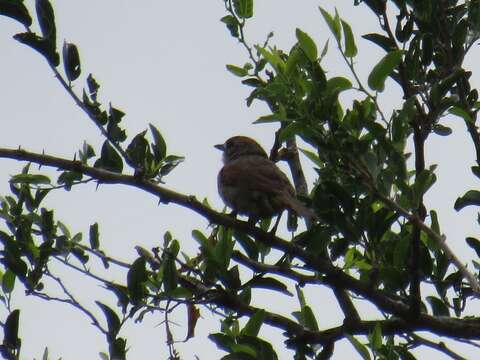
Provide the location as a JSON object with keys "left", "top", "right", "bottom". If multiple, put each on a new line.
{"left": 1, "top": 1, "right": 480, "bottom": 359}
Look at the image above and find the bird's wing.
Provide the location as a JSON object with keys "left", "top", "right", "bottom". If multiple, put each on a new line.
{"left": 219, "top": 156, "right": 317, "bottom": 220}
{"left": 220, "top": 156, "right": 294, "bottom": 195}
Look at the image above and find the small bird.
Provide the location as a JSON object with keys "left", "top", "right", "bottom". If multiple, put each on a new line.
{"left": 215, "top": 136, "right": 316, "bottom": 232}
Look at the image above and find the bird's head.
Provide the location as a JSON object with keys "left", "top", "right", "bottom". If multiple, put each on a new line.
{"left": 215, "top": 136, "right": 268, "bottom": 163}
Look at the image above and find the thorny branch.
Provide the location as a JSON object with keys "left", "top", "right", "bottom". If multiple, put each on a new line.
{"left": 1, "top": 147, "right": 480, "bottom": 343}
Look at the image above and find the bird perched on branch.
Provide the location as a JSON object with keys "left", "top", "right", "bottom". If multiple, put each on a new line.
{"left": 215, "top": 136, "right": 316, "bottom": 232}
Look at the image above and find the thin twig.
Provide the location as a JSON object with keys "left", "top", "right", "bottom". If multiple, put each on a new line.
{"left": 43, "top": 269, "right": 107, "bottom": 335}
{"left": 224, "top": 0, "right": 258, "bottom": 67}
{"left": 405, "top": 333, "right": 468, "bottom": 360}
{"left": 456, "top": 338, "right": 480, "bottom": 349}
{"left": 54, "top": 255, "right": 120, "bottom": 287}
{"left": 76, "top": 243, "right": 130, "bottom": 269}
{"left": 48, "top": 65, "right": 132, "bottom": 167}
{"left": 341, "top": 53, "right": 388, "bottom": 125}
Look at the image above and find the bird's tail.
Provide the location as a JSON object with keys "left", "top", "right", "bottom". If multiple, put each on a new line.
{"left": 284, "top": 196, "right": 317, "bottom": 224}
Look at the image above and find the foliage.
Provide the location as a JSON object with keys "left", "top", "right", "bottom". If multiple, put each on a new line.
{"left": 1, "top": 0, "right": 480, "bottom": 359}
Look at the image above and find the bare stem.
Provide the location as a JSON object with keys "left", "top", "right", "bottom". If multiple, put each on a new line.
{"left": 42, "top": 268, "right": 108, "bottom": 335}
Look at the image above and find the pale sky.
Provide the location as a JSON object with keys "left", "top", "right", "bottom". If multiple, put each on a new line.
{"left": 1, "top": 1, "right": 480, "bottom": 359}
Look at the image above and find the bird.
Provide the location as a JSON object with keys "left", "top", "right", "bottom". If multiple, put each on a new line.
{"left": 215, "top": 136, "right": 316, "bottom": 232}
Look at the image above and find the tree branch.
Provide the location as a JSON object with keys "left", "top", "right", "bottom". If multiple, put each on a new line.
{"left": 1, "top": 147, "right": 480, "bottom": 340}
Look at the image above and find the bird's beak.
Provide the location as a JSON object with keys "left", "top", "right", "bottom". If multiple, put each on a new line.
{"left": 214, "top": 143, "right": 225, "bottom": 151}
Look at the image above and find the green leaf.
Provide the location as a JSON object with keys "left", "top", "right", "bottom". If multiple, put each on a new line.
{"left": 110, "top": 338, "right": 127, "bottom": 360}
{"left": 86, "top": 73, "right": 100, "bottom": 101}
{"left": 169, "top": 239, "right": 180, "bottom": 257}
{"left": 32, "top": 189, "right": 50, "bottom": 209}
{"left": 57, "top": 171, "right": 82, "bottom": 191}
{"left": 235, "top": 336, "right": 278, "bottom": 359}
{"left": 94, "top": 141, "right": 123, "bottom": 173}
{"left": 302, "top": 306, "right": 319, "bottom": 331}
{"left": 295, "top": 284, "right": 307, "bottom": 308}
{"left": 226, "top": 64, "right": 248, "bottom": 77}
{"left": 79, "top": 141, "right": 96, "bottom": 162}
{"left": 105, "top": 284, "right": 129, "bottom": 314}
{"left": 426, "top": 296, "right": 450, "bottom": 316}
{"left": 362, "top": 33, "right": 396, "bottom": 53}
{"left": 220, "top": 15, "right": 239, "bottom": 38}
{"left": 72, "top": 232, "right": 83, "bottom": 243}
{"left": 40, "top": 208, "right": 54, "bottom": 240}
{"left": 149, "top": 123, "right": 167, "bottom": 160}
{"left": 241, "top": 309, "right": 265, "bottom": 337}
{"left": 127, "top": 257, "right": 147, "bottom": 303}
{"left": 295, "top": 28, "right": 318, "bottom": 62}
{"left": 126, "top": 130, "right": 148, "bottom": 167}
{"left": 285, "top": 46, "right": 302, "bottom": 76}
{"left": 233, "top": 231, "right": 258, "bottom": 260}
{"left": 57, "top": 221, "right": 71, "bottom": 238}
{"left": 106, "top": 123, "right": 127, "bottom": 144}
{"left": 242, "top": 77, "right": 263, "bottom": 88}
{"left": 10, "top": 174, "right": 51, "bottom": 185}
{"left": 341, "top": 19, "right": 357, "bottom": 57}
{"left": 13, "top": 32, "right": 59, "bottom": 66}
{"left": 319, "top": 7, "right": 341, "bottom": 42}
{"left": 160, "top": 155, "right": 184, "bottom": 177}
{"left": 466, "top": 237, "right": 480, "bottom": 258}
{"left": 0, "top": 0, "right": 32, "bottom": 27}
{"left": 472, "top": 166, "right": 480, "bottom": 179}
{"left": 431, "top": 69, "right": 466, "bottom": 105}
{"left": 300, "top": 148, "right": 323, "bottom": 168}
{"left": 96, "top": 302, "right": 121, "bottom": 338}
{"left": 320, "top": 39, "right": 329, "bottom": 60}
{"left": 2, "top": 270, "right": 15, "bottom": 294}
{"left": 215, "top": 227, "right": 234, "bottom": 269}
{"left": 36, "top": 0, "right": 56, "bottom": 42}
{"left": 469, "top": 0, "right": 480, "bottom": 31}
{"left": 233, "top": 0, "right": 253, "bottom": 19}
{"left": 42, "top": 347, "right": 49, "bottom": 360}
{"left": 454, "top": 190, "right": 480, "bottom": 211}
{"left": 430, "top": 210, "right": 440, "bottom": 235}
{"left": 247, "top": 277, "right": 292, "bottom": 296}
{"left": 449, "top": 106, "right": 474, "bottom": 123}
{"left": 256, "top": 46, "right": 285, "bottom": 74}
{"left": 453, "top": 297, "right": 462, "bottom": 317}
{"left": 254, "top": 113, "right": 288, "bottom": 124}
{"left": 62, "top": 41, "right": 81, "bottom": 81}
{"left": 192, "top": 229, "right": 209, "bottom": 247}
{"left": 4, "top": 309, "right": 20, "bottom": 350}
{"left": 325, "top": 76, "right": 352, "bottom": 96}
{"left": 89, "top": 222, "right": 99, "bottom": 250}
{"left": 370, "top": 323, "right": 382, "bottom": 351}
{"left": 163, "top": 256, "right": 178, "bottom": 292}
{"left": 346, "top": 335, "right": 371, "bottom": 360}
{"left": 368, "top": 50, "right": 403, "bottom": 92}
{"left": 433, "top": 124, "right": 452, "bottom": 136}
{"left": 209, "top": 333, "right": 235, "bottom": 352}
{"left": 414, "top": 170, "right": 436, "bottom": 198}
{"left": 108, "top": 105, "right": 125, "bottom": 124}
{"left": 279, "top": 122, "right": 304, "bottom": 142}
